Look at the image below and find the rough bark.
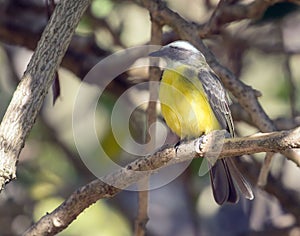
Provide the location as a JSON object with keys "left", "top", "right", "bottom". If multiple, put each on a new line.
{"left": 0, "top": 0, "right": 91, "bottom": 190}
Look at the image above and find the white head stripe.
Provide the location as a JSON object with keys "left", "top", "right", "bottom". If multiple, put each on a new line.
{"left": 167, "top": 41, "right": 199, "bottom": 53}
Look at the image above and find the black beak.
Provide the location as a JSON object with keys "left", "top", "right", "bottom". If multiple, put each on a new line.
{"left": 149, "top": 49, "right": 163, "bottom": 57}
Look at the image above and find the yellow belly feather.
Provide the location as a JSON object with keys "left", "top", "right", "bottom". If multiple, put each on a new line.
{"left": 159, "top": 66, "right": 220, "bottom": 138}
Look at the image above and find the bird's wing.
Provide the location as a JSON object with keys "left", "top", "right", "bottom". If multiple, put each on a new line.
{"left": 198, "top": 69, "right": 234, "bottom": 137}
{"left": 198, "top": 68, "right": 254, "bottom": 204}
{"left": 199, "top": 68, "right": 238, "bottom": 204}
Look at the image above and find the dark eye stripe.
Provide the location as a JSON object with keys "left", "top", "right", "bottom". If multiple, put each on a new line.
{"left": 169, "top": 46, "right": 189, "bottom": 52}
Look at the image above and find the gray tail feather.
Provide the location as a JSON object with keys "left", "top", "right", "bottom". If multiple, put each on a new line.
{"left": 226, "top": 158, "right": 254, "bottom": 200}
{"left": 210, "top": 158, "right": 253, "bottom": 205}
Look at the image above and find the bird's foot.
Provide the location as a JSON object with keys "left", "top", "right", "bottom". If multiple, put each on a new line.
{"left": 194, "top": 134, "right": 208, "bottom": 157}
{"left": 174, "top": 140, "right": 181, "bottom": 154}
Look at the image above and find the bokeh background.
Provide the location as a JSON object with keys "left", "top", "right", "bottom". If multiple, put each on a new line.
{"left": 0, "top": 0, "right": 300, "bottom": 235}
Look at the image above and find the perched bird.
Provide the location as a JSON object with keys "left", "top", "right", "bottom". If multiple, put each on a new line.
{"left": 149, "top": 41, "right": 254, "bottom": 204}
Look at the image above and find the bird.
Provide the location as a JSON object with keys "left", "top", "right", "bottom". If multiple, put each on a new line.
{"left": 149, "top": 41, "right": 254, "bottom": 205}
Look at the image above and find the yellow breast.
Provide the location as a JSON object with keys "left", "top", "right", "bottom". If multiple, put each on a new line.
{"left": 159, "top": 66, "right": 220, "bottom": 138}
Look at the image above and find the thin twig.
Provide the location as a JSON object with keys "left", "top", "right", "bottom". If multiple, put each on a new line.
{"left": 134, "top": 16, "right": 162, "bottom": 236}
{"left": 199, "top": 0, "right": 285, "bottom": 36}
{"left": 257, "top": 152, "right": 275, "bottom": 187}
{"left": 284, "top": 55, "right": 298, "bottom": 117}
{"left": 231, "top": 103, "right": 300, "bottom": 130}
{"left": 135, "top": 184, "right": 149, "bottom": 236}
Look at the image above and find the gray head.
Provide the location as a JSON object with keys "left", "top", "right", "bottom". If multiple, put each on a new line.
{"left": 149, "top": 41, "right": 207, "bottom": 68}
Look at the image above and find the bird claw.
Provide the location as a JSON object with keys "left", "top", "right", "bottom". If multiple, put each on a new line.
{"left": 174, "top": 140, "right": 181, "bottom": 154}
{"left": 194, "top": 134, "right": 208, "bottom": 156}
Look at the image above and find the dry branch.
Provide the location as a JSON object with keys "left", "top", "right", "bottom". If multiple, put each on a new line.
{"left": 0, "top": 0, "right": 91, "bottom": 190}
{"left": 24, "top": 127, "right": 300, "bottom": 235}
{"left": 134, "top": 16, "right": 162, "bottom": 236}
{"left": 199, "top": 0, "right": 287, "bottom": 36}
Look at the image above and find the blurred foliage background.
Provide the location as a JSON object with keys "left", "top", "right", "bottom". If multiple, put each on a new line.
{"left": 0, "top": 0, "right": 300, "bottom": 235}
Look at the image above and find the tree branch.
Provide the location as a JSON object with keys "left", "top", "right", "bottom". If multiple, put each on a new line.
{"left": 0, "top": 0, "right": 91, "bottom": 190}
{"left": 284, "top": 55, "right": 298, "bottom": 116}
{"left": 199, "top": 0, "right": 286, "bottom": 36}
{"left": 134, "top": 15, "right": 162, "bottom": 236}
{"left": 24, "top": 127, "right": 300, "bottom": 235}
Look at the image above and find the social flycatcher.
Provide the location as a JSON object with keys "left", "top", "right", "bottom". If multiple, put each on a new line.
{"left": 149, "top": 41, "right": 254, "bottom": 204}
